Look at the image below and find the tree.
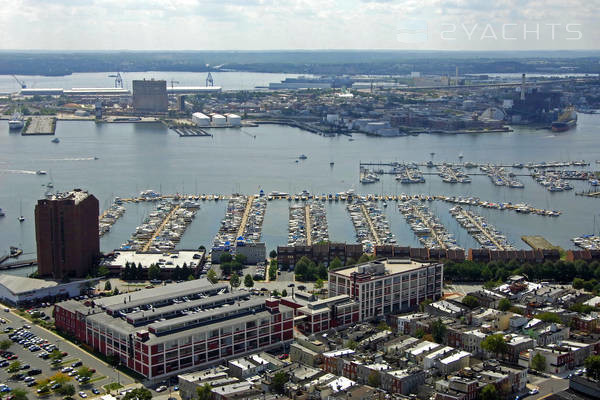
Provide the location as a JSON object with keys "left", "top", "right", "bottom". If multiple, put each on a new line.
{"left": 480, "top": 384, "right": 499, "bottom": 400}
{"left": 50, "top": 349, "right": 63, "bottom": 361}
{"left": 532, "top": 353, "right": 546, "bottom": 372}
{"left": 431, "top": 318, "right": 447, "bottom": 344}
{"left": 415, "top": 328, "right": 425, "bottom": 339}
{"left": 77, "top": 366, "right": 93, "bottom": 378}
{"left": 314, "top": 278, "right": 324, "bottom": 290}
{"left": 573, "top": 277, "right": 585, "bottom": 289}
{"left": 271, "top": 371, "right": 289, "bottom": 394}
{"left": 113, "top": 288, "right": 120, "bottom": 295}
{"left": 270, "top": 250, "right": 278, "bottom": 259}
{"left": 7, "top": 360, "right": 21, "bottom": 373}
{"left": 377, "top": 321, "right": 390, "bottom": 331}
{"left": 329, "top": 257, "right": 343, "bottom": 270}
{"left": 536, "top": 312, "right": 561, "bottom": 324}
{"left": 461, "top": 295, "right": 480, "bottom": 309}
{"left": 585, "top": 355, "right": 600, "bottom": 380}
{"left": 104, "top": 280, "right": 112, "bottom": 291}
{"left": 244, "top": 274, "right": 254, "bottom": 287}
{"left": 197, "top": 383, "right": 213, "bottom": 400}
{"left": 419, "top": 298, "right": 433, "bottom": 312}
{"left": 148, "top": 264, "right": 161, "bottom": 280}
{"left": 234, "top": 254, "right": 247, "bottom": 265}
{"left": 11, "top": 388, "right": 28, "bottom": 400}
{"left": 358, "top": 254, "right": 371, "bottom": 264}
{"left": 498, "top": 298, "right": 512, "bottom": 312}
{"left": 281, "top": 289, "right": 288, "bottom": 297}
{"left": 123, "top": 388, "right": 152, "bottom": 400}
{"left": 367, "top": 371, "right": 381, "bottom": 388}
{"left": 219, "top": 253, "right": 233, "bottom": 264}
{"left": 230, "top": 273, "right": 240, "bottom": 288}
{"left": 58, "top": 384, "right": 76, "bottom": 396}
{"left": 481, "top": 334, "right": 508, "bottom": 358}
{"left": 347, "top": 339, "right": 358, "bottom": 350}
{"left": 0, "top": 339, "right": 12, "bottom": 350}
{"left": 207, "top": 268, "right": 218, "bottom": 284}
{"left": 268, "top": 263, "right": 277, "bottom": 281}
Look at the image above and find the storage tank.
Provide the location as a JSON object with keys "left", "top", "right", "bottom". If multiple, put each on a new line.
{"left": 192, "top": 112, "right": 210, "bottom": 127}
{"left": 226, "top": 113, "right": 241, "bottom": 127}
{"left": 211, "top": 114, "right": 226, "bottom": 127}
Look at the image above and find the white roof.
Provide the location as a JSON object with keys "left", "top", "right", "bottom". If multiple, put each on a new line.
{"left": 323, "top": 349, "right": 354, "bottom": 358}
{"left": 409, "top": 341, "right": 440, "bottom": 356}
{"left": 440, "top": 351, "right": 470, "bottom": 365}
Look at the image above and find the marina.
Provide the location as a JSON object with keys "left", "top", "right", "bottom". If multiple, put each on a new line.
{"left": 450, "top": 206, "right": 515, "bottom": 251}
{"left": 437, "top": 164, "right": 471, "bottom": 184}
{"left": 98, "top": 200, "right": 126, "bottom": 236}
{"left": 171, "top": 127, "right": 212, "bottom": 137}
{"left": 288, "top": 204, "right": 308, "bottom": 246}
{"left": 571, "top": 235, "right": 600, "bottom": 250}
{"left": 394, "top": 164, "right": 426, "bottom": 184}
{"left": 307, "top": 201, "right": 329, "bottom": 244}
{"left": 480, "top": 164, "right": 525, "bottom": 188}
{"left": 347, "top": 200, "right": 395, "bottom": 252}
{"left": 398, "top": 198, "right": 461, "bottom": 250}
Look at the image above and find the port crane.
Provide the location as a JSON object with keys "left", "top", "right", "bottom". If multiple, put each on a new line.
{"left": 12, "top": 75, "right": 26, "bottom": 89}
{"left": 108, "top": 72, "right": 123, "bottom": 88}
{"left": 170, "top": 79, "right": 180, "bottom": 89}
{"left": 206, "top": 72, "right": 214, "bottom": 87}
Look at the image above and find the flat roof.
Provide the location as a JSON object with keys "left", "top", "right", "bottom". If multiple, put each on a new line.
{"left": 107, "top": 250, "right": 204, "bottom": 269}
{"left": 0, "top": 274, "right": 92, "bottom": 296}
{"left": 331, "top": 259, "right": 435, "bottom": 278}
{"left": 440, "top": 351, "right": 470, "bottom": 365}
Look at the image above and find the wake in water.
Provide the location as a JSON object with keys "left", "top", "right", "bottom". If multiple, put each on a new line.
{"left": 0, "top": 169, "right": 37, "bottom": 175}
{"left": 43, "top": 157, "right": 98, "bottom": 161}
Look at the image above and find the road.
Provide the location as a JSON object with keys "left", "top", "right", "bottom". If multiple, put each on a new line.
{"left": 530, "top": 377, "right": 569, "bottom": 399}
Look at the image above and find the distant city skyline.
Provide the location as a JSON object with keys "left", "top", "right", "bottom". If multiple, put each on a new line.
{"left": 1, "top": 0, "right": 598, "bottom": 51}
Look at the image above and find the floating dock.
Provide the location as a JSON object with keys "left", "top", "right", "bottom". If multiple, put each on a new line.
{"left": 142, "top": 204, "right": 181, "bottom": 252}
{"left": 521, "top": 235, "right": 559, "bottom": 251}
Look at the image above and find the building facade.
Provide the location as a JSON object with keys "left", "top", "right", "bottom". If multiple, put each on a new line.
{"left": 132, "top": 79, "right": 168, "bottom": 113}
{"left": 328, "top": 259, "right": 444, "bottom": 320}
{"left": 35, "top": 190, "right": 99, "bottom": 279}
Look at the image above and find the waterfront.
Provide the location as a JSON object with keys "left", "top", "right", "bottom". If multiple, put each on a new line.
{"left": 1, "top": 113, "right": 600, "bottom": 272}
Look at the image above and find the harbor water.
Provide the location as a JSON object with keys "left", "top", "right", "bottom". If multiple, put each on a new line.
{"left": 1, "top": 113, "right": 600, "bottom": 275}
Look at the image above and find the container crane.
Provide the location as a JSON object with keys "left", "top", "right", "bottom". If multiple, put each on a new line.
{"left": 12, "top": 75, "right": 26, "bottom": 89}
{"left": 206, "top": 72, "right": 214, "bottom": 87}
{"left": 108, "top": 72, "right": 123, "bottom": 88}
{"left": 170, "top": 79, "right": 180, "bottom": 89}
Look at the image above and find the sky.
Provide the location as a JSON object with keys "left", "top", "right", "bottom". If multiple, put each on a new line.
{"left": 1, "top": 0, "right": 598, "bottom": 51}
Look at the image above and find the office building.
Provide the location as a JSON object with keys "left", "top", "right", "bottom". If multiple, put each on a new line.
{"left": 54, "top": 279, "right": 294, "bottom": 381}
{"left": 328, "top": 259, "right": 444, "bottom": 320}
{"left": 132, "top": 79, "right": 168, "bottom": 113}
{"left": 35, "top": 189, "right": 99, "bottom": 279}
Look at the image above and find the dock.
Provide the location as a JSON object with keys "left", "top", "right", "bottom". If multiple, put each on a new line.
{"left": 142, "top": 204, "right": 181, "bottom": 252}
{"left": 413, "top": 206, "right": 447, "bottom": 250}
{"left": 462, "top": 210, "right": 504, "bottom": 250}
{"left": 172, "top": 127, "right": 212, "bottom": 137}
{"left": 576, "top": 190, "right": 600, "bottom": 197}
{"left": 305, "top": 204, "right": 312, "bottom": 246}
{"left": 522, "top": 235, "right": 559, "bottom": 251}
{"left": 22, "top": 116, "right": 56, "bottom": 136}
{"left": 360, "top": 204, "right": 381, "bottom": 245}
{"left": 236, "top": 195, "right": 255, "bottom": 238}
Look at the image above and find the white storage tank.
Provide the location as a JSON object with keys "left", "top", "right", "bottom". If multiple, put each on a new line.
{"left": 211, "top": 114, "right": 226, "bottom": 127}
{"left": 226, "top": 113, "right": 241, "bottom": 126}
{"left": 192, "top": 112, "right": 210, "bottom": 127}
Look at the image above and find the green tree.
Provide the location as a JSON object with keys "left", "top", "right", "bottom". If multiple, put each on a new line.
{"left": 367, "top": 371, "right": 381, "bottom": 388}
{"left": 268, "top": 262, "right": 278, "bottom": 281}
{"left": 271, "top": 371, "right": 289, "bottom": 394}
{"left": 531, "top": 353, "right": 546, "bottom": 372}
{"left": 480, "top": 384, "right": 499, "bottom": 400}
{"left": 573, "top": 277, "right": 585, "bottom": 289}
{"left": 498, "top": 298, "right": 512, "bottom": 312}
{"left": 281, "top": 289, "right": 288, "bottom": 297}
{"left": 536, "top": 312, "right": 561, "bottom": 324}
{"left": 481, "top": 334, "right": 508, "bottom": 358}
{"left": 415, "top": 328, "right": 425, "bottom": 338}
{"left": 347, "top": 339, "right": 358, "bottom": 350}
{"left": 244, "top": 274, "right": 254, "bottom": 287}
{"left": 0, "top": 339, "right": 12, "bottom": 350}
{"left": 234, "top": 254, "right": 247, "bottom": 265}
{"left": 219, "top": 253, "right": 233, "bottom": 264}
{"left": 377, "top": 321, "right": 390, "bottom": 331}
{"left": 123, "top": 388, "right": 152, "bottom": 400}
{"left": 7, "top": 360, "right": 21, "bottom": 373}
{"left": 461, "top": 295, "right": 480, "bottom": 309}
{"left": 58, "top": 384, "right": 75, "bottom": 396}
{"left": 230, "top": 273, "right": 240, "bottom": 288}
{"left": 585, "top": 355, "right": 600, "bottom": 380}
{"left": 314, "top": 278, "right": 324, "bottom": 290}
{"left": 329, "top": 257, "right": 343, "bottom": 270}
{"left": 207, "top": 268, "right": 218, "bottom": 284}
{"left": 419, "top": 298, "right": 433, "bottom": 312}
{"left": 269, "top": 250, "right": 278, "bottom": 259}
{"left": 197, "top": 383, "right": 213, "bottom": 400}
{"left": 432, "top": 318, "right": 447, "bottom": 343}
{"left": 77, "top": 366, "right": 93, "bottom": 378}
{"left": 50, "top": 349, "right": 63, "bottom": 360}
{"left": 104, "top": 280, "right": 112, "bottom": 291}
{"left": 345, "top": 257, "right": 356, "bottom": 266}
{"left": 358, "top": 254, "right": 371, "bottom": 264}
{"left": 148, "top": 264, "right": 161, "bottom": 280}
{"left": 11, "top": 388, "right": 28, "bottom": 400}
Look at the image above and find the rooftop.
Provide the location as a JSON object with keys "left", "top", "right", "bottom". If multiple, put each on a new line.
{"left": 107, "top": 250, "right": 204, "bottom": 269}
{"left": 331, "top": 258, "right": 436, "bottom": 278}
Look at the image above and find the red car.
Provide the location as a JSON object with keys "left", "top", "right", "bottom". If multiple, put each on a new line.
{"left": 61, "top": 352, "right": 68, "bottom": 357}
{"left": 7, "top": 355, "right": 18, "bottom": 360}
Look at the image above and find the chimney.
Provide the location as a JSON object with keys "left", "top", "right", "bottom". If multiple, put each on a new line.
{"left": 521, "top": 74, "right": 526, "bottom": 101}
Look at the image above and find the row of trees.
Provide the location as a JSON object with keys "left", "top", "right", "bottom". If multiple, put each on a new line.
{"left": 219, "top": 253, "right": 247, "bottom": 276}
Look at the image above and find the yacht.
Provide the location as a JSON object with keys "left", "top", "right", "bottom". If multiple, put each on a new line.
{"left": 0, "top": 208, "right": 5, "bottom": 217}
{"left": 51, "top": 138, "right": 60, "bottom": 143}
{"left": 36, "top": 170, "right": 47, "bottom": 175}
{"left": 8, "top": 112, "right": 24, "bottom": 130}
{"left": 298, "top": 154, "right": 308, "bottom": 160}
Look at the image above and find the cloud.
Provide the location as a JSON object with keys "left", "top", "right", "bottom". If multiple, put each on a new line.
{"left": 0, "top": 0, "right": 598, "bottom": 50}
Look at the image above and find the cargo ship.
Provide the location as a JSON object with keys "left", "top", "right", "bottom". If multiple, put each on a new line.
{"left": 551, "top": 107, "right": 577, "bottom": 132}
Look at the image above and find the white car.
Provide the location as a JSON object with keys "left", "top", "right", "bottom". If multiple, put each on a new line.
{"left": 528, "top": 389, "right": 539, "bottom": 395}
{"left": 79, "top": 391, "right": 88, "bottom": 398}
{"left": 156, "top": 385, "right": 168, "bottom": 392}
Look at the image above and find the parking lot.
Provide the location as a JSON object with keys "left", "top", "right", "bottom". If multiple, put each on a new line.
{"left": 0, "top": 309, "right": 135, "bottom": 399}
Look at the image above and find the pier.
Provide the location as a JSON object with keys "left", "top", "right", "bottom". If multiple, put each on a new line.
{"left": 172, "top": 127, "right": 212, "bottom": 137}
{"left": 521, "top": 235, "right": 558, "bottom": 251}
{"left": 451, "top": 207, "right": 512, "bottom": 250}
{"left": 142, "top": 204, "right": 181, "bottom": 252}
{"left": 305, "top": 204, "right": 312, "bottom": 246}
{"left": 22, "top": 116, "right": 56, "bottom": 136}
{"left": 237, "top": 195, "right": 255, "bottom": 238}
{"left": 360, "top": 204, "right": 381, "bottom": 246}
{"left": 414, "top": 206, "right": 447, "bottom": 250}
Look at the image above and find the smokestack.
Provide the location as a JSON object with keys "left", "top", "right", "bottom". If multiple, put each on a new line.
{"left": 521, "top": 74, "right": 526, "bottom": 101}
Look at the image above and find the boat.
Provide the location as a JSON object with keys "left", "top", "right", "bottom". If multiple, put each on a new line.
{"left": 0, "top": 208, "right": 4, "bottom": 217}
{"left": 298, "top": 154, "right": 308, "bottom": 160}
{"left": 36, "top": 170, "right": 47, "bottom": 175}
{"left": 551, "top": 107, "right": 577, "bottom": 132}
{"left": 18, "top": 216, "right": 24, "bottom": 222}
{"left": 51, "top": 138, "right": 60, "bottom": 143}
{"left": 8, "top": 112, "right": 24, "bottom": 130}
{"left": 9, "top": 246, "right": 22, "bottom": 258}
{"left": 47, "top": 182, "right": 54, "bottom": 188}
{"left": 330, "top": 162, "right": 335, "bottom": 166}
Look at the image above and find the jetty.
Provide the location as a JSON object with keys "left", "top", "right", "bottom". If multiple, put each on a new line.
{"left": 305, "top": 204, "right": 312, "bottom": 246}
{"left": 172, "top": 127, "right": 212, "bottom": 137}
{"left": 521, "top": 235, "right": 559, "bottom": 251}
{"left": 142, "top": 204, "right": 181, "bottom": 252}
{"left": 237, "top": 195, "right": 255, "bottom": 238}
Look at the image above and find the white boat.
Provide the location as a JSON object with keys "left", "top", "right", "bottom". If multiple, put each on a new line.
{"left": 8, "top": 112, "right": 24, "bottom": 130}
{"left": 36, "top": 170, "right": 47, "bottom": 175}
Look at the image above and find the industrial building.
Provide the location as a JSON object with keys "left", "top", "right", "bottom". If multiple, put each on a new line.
{"left": 328, "top": 259, "right": 444, "bottom": 320}
{"left": 54, "top": 279, "right": 294, "bottom": 381}
{"left": 192, "top": 112, "right": 210, "bottom": 127}
{"left": 211, "top": 114, "right": 226, "bottom": 126}
{"left": 0, "top": 274, "right": 95, "bottom": 306}
{"left": 225, "top": 113, "right": 241, "bottom": 126}
{"left": 35, "top": 189, "right": 99, "bottom": 279}
{"left": 132, "top": 79, "right": 168, "bottom": 113}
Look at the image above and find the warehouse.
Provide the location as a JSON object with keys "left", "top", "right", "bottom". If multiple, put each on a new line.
{"left": 54, "top": 279, "right": 294, "bottom": 382}
{"left": 0, "top": 274, "right": 94, "bottom": 306}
